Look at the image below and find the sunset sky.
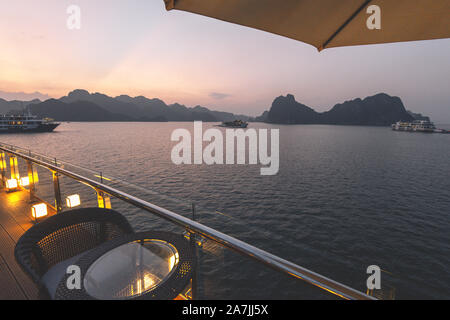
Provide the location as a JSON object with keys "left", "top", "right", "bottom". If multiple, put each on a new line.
{"left": 1, "top": 0, "right": 449, "bottom": 121}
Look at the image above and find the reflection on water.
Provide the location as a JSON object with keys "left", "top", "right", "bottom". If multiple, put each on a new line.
{"left": 2, "top": 122, "right": 450, "bottom": 299}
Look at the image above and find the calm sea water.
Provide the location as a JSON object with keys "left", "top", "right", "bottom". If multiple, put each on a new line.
{"left": 2, "top": 122, "right": 450, "bottom": 299}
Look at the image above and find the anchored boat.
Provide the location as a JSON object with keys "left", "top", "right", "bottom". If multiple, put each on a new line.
{"left": 392, "top": 120, "right": 448, "bottom": 133}
{"left": 0, "top": 114, "right": 60, "bottom": 133}
{"left": 218, "top": 120, "right": 248, "bottom": 128}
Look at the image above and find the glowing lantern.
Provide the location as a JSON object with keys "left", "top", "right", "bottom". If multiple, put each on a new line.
{"left": 31, "top": 203, "right": 48, "bottom": 219}
{"left": 66, "top": 194, "right": 81, "bottom": 208}
{"left": 19, "top": 176, "right": 30, "bottom": 187}
{"left": 6, "top": 179, "right": 18, "bottom": 190}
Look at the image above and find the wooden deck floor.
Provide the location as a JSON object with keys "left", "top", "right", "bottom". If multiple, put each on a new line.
{"left": 0, "top": 188, "right": 55, "bottom": 300}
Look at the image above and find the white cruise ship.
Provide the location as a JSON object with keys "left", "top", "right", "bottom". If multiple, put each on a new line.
{"left": 0, "top": 114, "right": 59, "bottom": 133}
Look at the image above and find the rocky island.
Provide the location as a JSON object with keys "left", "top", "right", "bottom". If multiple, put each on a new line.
{"left": 259, "top": 93, "right": 415, "bottom": 126}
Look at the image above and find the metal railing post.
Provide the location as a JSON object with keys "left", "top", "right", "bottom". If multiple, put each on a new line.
{"left": 27, "top": 160, "right": 36, "bottom": 200}
{"left": 190, "top": 203, "right": 199, "bottom": 300}
{"left": 0, "top": 152, "right": 6, "bottom": 186}
{"left": 52, "top": 171, "right": 63, "bottom": 212}
{"left": 9, "top": 155, "right": 19, "bottom": 180}
{"left": 97, "top": 190, "right": 112, "bottom": 209}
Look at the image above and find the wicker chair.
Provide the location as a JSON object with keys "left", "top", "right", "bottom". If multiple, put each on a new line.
{"left": 14, "top": 207, "right": 134, "bottom": 299}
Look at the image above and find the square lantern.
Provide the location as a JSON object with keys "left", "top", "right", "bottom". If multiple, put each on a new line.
{"left": 31, "top": 203, "right": 48, "bottom": 220}
{"left": 6, "top": 178, "right": 18, "bottom": 191}
{"left": 19, "top": 176, "right": 30, "bottom": 187}
{"left": 66, "top": 194, "right": 81, "bottom": 208}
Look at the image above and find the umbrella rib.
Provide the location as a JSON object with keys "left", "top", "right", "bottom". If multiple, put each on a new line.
{"left": 320, "top": 0, "right": 373, "bottom": 51}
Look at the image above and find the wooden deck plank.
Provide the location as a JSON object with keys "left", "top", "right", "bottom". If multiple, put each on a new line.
{"left": 0, "top": 203, "right": 28, "bottom": 243}
{"left": 0, "top": 224, "right": 39, "bottom": 299}
{"left": 0, "top": 189, "right": 41, "bottom": 300}
{"left": 0, "top": 254, "right": 27, "bottom": 300}
{"left": 0, "top": 224, "right": 17, "bottom": 258}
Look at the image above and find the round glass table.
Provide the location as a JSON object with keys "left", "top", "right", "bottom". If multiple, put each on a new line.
{"left": 55, "top": 231, "right": 195, "bottom": 300}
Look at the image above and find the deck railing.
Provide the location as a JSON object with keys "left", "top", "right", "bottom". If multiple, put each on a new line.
{"left": 0, "top": 142, "right": 375, "bottom": 300}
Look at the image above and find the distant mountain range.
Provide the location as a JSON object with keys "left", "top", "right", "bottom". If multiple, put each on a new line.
{"left": 258, "top": 93, "right": 416, "bottom": 126}
{"left": 0, "top": 89, "right": 426, "bottom": 126}
{"left": 27, "top": 89, "right": 251, "bottom": 122}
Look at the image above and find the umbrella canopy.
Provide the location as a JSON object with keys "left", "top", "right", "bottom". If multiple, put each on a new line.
{"left": 163, "top": 0, "right": 450, "bottom": 51}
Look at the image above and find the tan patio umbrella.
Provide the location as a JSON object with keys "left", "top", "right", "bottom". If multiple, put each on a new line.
{"left": 163, "top": 0, "right": 450, "bottom": 51}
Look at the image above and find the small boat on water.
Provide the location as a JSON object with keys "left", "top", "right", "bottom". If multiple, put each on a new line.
{"left": 0, "top": 114, "right": 60, "bottom": 133}
{"left": 218, "top": 119, "right": 248, "bottom": 128}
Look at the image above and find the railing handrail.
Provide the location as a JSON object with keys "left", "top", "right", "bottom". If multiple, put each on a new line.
{"left": 0, "top": 143, "right": 375, "bottom": 300}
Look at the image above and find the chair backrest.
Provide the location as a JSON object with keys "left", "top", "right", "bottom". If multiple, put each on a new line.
{"left": 15, "top": 207, "right": 134, "bottom": 284}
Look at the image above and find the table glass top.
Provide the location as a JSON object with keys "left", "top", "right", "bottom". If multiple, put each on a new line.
{"left": 83, "top": 239, "right": 179, "bottom": 299}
